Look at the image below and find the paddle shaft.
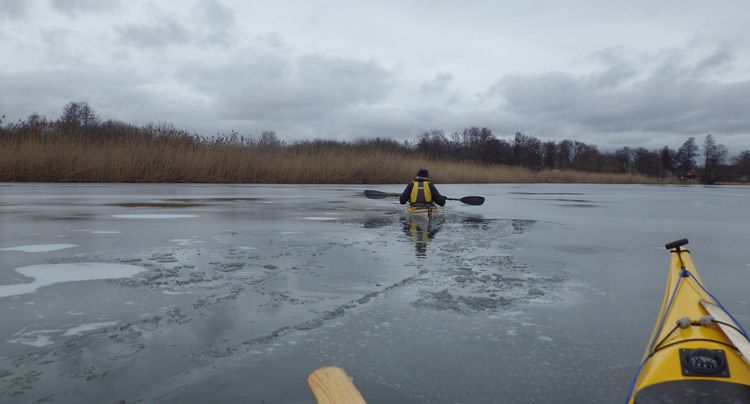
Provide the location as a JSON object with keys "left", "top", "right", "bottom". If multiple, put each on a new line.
{"left": 364, "top": 190, "right": 484, "bottom": 205}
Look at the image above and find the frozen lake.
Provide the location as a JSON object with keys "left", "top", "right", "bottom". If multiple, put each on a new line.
{"left": 1, "top": 182, "right": 749, "bottom": 403}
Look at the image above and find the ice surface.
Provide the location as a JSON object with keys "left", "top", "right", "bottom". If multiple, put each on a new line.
{"left": 0, "top": 183, "right": 749, "bottom": 404}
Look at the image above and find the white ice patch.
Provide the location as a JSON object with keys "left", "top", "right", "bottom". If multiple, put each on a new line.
{"left": 112, "top": 214, "right": 198, "bottom": 219}
{"left": 303, "top": 217, "right": 338, "bottom": 221}
{"left": 170, "top": 239, "right": 206, "bottom": 246}
{"left": 9, "top": 329, "right": 61, "bottom": 347}
{"left": 9, "top": 322, "right": 118, "bottom": 346}
{"left": 0, "top": 263, "right": 147, "bottom": 298}
{"left": 62, "top": 321, "right": 118, "bottom": 336}
{"left": 538, "top": 336, "right": 553, "bottom": 342}
{"left": 0, "top": 244, "right": 77, "bottom": 252}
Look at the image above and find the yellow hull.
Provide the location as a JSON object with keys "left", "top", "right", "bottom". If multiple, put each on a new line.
{"left": 406, "top": 205, "right": 438, "bottom": 224}
{"left": 406, "top": 204, "right": 438, "bottom": 215}
{"left": 627, "top": 241, "right": 750, "bottom": 403}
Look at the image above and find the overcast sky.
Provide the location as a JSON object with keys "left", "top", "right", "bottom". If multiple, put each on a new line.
{"left": 2, "top": 0, "right": 750, "bottom": 153}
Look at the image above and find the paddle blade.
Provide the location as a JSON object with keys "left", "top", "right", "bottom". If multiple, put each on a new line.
{"left": 364, "top": 190, "right": 389, "bottom": 199}
{"left": 459, "top": 196, "right": 485, "bottom": 205}
{"left": 308, "top": 366, "right": 367, "bottom": 404}
{"left": 364, "top": 190, "right": 400, "bottom": 199}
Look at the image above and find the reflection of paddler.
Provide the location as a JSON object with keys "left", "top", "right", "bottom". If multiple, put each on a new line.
{"left": 401, "top": 216, "right": 441, "bottom": 258}
{"left": 409, "top": 218, "right": 429, "bottom": 243}
{"left": 399, "top": 169, "right": 446, "bottom": 223}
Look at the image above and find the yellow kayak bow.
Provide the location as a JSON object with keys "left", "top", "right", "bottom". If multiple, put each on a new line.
{"left": 626, "top": 239, "right": 750, "bottom": 403}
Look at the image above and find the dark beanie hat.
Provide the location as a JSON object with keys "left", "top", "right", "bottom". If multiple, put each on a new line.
{"left": 417, "top": 168, "right": 429, "bottom": 177}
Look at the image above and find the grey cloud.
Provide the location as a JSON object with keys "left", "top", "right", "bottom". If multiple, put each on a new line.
{"left": 0, "top": 63, "right": 214, "bottom": 132}
{"left": 190, "top": 0, "right": 236, "bottom": 47}
{"left": 420, "top": 72, "right": 453, "bottom": 94}
{"left": 256, "top": 32, "right": 291, "bottom": 53}
{"left": 114, "top": 2, "right": 237, "bottom": 50}
{"left": 487, "top": 44, "right": 750, "bottom": 143}
{"left": 193, "top": 0, "right": 234, "bottom": 26}
{"left": 49, "top": 0, "right": 120, "bottom": 17}
{"left": 188, "top": 51, "right": 394, "bottom": 139}
{"left": 691, "top": 43, "right": 734, "bottom": 78}
{"left": 0, "top": 0, "right": 31, "bottom": 20}
{"left": 182, "top": 50, "right": 394, "bottom": 125}
{"left": 115, "top": 19, "right": 191, "bottom": 49}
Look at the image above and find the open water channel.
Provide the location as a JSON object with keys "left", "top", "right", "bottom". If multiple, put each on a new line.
{"left": 1, "top": 183, "right": 749, "bottom": 403}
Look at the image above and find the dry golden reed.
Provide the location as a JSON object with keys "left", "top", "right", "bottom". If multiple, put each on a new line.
{"left": 0, "top": 133, "right": 675, "bottom": 184}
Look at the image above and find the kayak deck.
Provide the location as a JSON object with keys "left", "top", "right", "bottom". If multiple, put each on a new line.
{"left": 627, "top": 239, "right": 750, "bottom": 403}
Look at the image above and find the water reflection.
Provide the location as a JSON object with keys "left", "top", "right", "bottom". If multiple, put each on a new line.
{"left": 400, "top": 216, "right": 443, "bottom": 258}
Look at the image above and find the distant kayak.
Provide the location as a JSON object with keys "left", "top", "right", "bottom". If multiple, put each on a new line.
{"left": 626, "top": 239, "right": 750, "bottom": 403}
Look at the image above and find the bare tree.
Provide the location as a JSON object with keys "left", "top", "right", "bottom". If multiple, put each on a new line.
{"left": 571, "top": 143, "right": 603, "bottom": 172}
{"left": 541, "top": 141, "right": 557, "bottom": 169}
{"left": 512, "top": 132, "right": 542, "bottom": 168}
{"left": 732, "top": 150, "right": 750, "bottom": 183}
{"left": 702, "top": 134, "right": 727, "bottom": 184}
{"left": 675, "top": 137, "right": 699, "bottom": 180}
{"left": 59, "top": 100, "right": 100, "bottom": 130}
{"left": 416, "top": 129, "right": 449, "bottom": 158}
{"left": 659, "top": 146, "right": 675, "bottom": 179}
{"left": 258, "top": 131, "right": 281, "bottom": 148}
{"left": 557, "top": 139, "right": 574, "bottom": 168}
{"left": 614, "top": 147, "right": 633, "bottom": 173}
{"left": 632, "top": 147, "right": 660, "bottom": 176}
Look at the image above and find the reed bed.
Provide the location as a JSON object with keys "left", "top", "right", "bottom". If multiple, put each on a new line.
{"left": 0, "top": 133, "right": 676, "bottom": 184}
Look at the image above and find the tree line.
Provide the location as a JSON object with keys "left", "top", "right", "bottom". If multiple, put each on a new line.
{"left": 2, "top": 101, "right": 750, "bottom": 184}
{"left": 414, "top": 127, "right": 750, "bottom": 184}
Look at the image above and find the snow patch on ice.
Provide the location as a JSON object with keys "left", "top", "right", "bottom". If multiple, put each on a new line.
{"left": 9, "top": 329, "right": 61, "bottom": 347}
{"left": 170, "top": 238, "right": 206, "bottom": 246}
{"left": 62, "top": 321, "right": 118, "bottom": 336}
{"left": 0, "top": 263, "right": 147, "bottom": 298}
{"left": 112, "top": 214, "right": 198, "bottom": 219}
{"left": 0, "top": 244, "right": 77, "bottom": 252}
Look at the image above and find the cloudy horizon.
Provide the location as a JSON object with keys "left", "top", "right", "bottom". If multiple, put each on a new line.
{"left": 2, "top": 0, "right": 750, "bottom": 154}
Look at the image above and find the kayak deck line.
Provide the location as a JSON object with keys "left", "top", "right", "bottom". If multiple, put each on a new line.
{"left": 626, "top": 239, "right": 750, "bottom": 404}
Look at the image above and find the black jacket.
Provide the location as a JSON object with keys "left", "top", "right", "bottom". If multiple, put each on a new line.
{"left": 399, "top": 179, "right": 446, "bottom": 206}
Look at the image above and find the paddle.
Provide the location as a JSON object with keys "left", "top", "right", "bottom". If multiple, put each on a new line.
{"left": 446, "top": 196, "right": 485, "bottom": 205}
{"left": 364, "top": 190, "right": 485, "bottom": 206}
{"left": 363, "top": 190, "right": 400, "bottom": 199}
{"left": 308, "top": 366, "right": 367, "bottom": 404}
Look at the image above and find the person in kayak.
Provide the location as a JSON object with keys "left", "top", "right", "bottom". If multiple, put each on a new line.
{"left": 399, "top": 169, "right": 447, "bottom": 207}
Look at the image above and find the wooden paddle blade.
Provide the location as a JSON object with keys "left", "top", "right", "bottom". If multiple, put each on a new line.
{"left": 700, "top": 300, "right": 750, "bottom": 367}
{"left": 459, "top": 196, "right": 485, "bottom": 205}
{"left": 308, "top": 366, "right": 367, "bottom": 404}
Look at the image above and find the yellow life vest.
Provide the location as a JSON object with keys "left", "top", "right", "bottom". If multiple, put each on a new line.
{"left": 410, "top": 180, "right": 432, "bottom": 204}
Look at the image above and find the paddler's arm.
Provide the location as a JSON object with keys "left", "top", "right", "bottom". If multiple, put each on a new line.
{"left": 399, "top": 183, "right": 412, "bottom": 205}
{"left": 430, "top": 184, "right": 446, "bottom": 206}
